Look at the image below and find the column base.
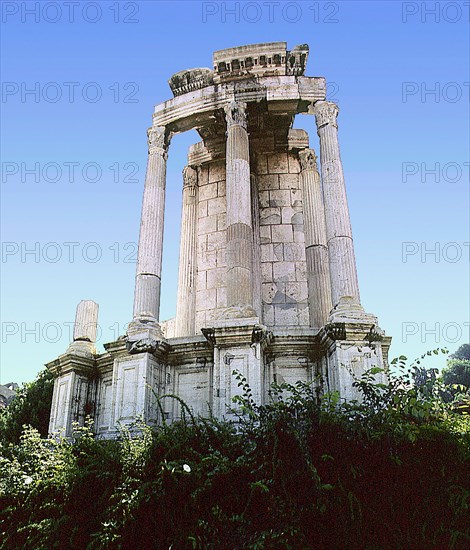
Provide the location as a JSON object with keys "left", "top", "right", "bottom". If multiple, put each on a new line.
{"left": 66, "top": 340, "right": 96, "bottom": 357}
{"left": 328, "top": 296, "right": 377, "bottom": 324}
{"left": 127, "top": 318, "right": 164, "bottom": 342}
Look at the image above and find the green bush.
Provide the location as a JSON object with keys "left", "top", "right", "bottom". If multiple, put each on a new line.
{"left": 0, "top": 356, "right": 469, "bottom": 549}
{"left": 0, "top": 369, "right": 54, "bottom": 445}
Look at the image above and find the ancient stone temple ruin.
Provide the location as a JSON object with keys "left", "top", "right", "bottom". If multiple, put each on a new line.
{"left": 47, "top": 42, "right": 391, "bottom": 437}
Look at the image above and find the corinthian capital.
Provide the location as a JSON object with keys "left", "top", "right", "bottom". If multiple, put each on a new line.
{"left": 147, "top": 126, "right": 170, "bottom": 156}
{"left": 182, "top": 165, "right": 197, "bottom": 188}
{"left": 313, "top": 101, "right": 339, "bottom": 130}
{"left": 298, "top": 148, "right": 319, "bottom": 172}
{"left": 224, "top": 100, "right": 247, "bottom": 129}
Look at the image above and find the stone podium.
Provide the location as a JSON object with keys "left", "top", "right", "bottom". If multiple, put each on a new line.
{"left": 47, "top": 42, "right": 391, "bottom": 437}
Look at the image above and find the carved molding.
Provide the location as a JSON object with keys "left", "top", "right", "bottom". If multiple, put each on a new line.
{"left": 224, "top": 100, "right": 247, "bottom": 129}
{"left": 298, "top": 148, "right": 319, "bottom": 172}
{"left": 251, "top": 325, "right": 273, "bottom": 347}
{"left": 126, "top": 338, "right": 160, "bottom": 355}
{"left": 323, "top": 322, "right": 347, "bottom": 341}
{"left": 201, "top": 327, "right": 215, "bottom": 345}
{"left": 313, "top": 101, "right": 339, "bottom": 130}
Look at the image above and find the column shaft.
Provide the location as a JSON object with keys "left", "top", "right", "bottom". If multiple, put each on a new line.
{"left": 224, "top": 101, "right": 254, "bottom": 312}
{"left": 175, "top": 166, "right": 198, "bottom": 336}
{"left": 299, "top": 149, "right": 332, "bottom": 327}
{"left": 314, "top": 102, "right": 361, "bottom": 310}
{"left": 133, "top": 126, "right": 170, "bottom": 323}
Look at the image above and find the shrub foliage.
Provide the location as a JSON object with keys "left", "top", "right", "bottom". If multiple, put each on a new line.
{"left": 0, "top": 354, "right": 469, "bottom": 549}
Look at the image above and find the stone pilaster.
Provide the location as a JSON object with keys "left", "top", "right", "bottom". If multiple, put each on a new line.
{"left": 175, "top": 166, "right": 198, "bottom": 337}
{"left": 313, "top": 101, "right": 361, "bottom": 317}
{"left": 299, "top": 149, "right": 332, "bottom": 328}
{"left": 130, "top": 125, "right": 171, "bottom": 339}
{"left": 224, "top": 101, "right": 256, "bottom": 318}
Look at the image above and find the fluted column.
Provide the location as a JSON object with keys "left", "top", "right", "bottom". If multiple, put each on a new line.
{"left": 224, "top": 101, "right": 256, "bottom": 316}
{"left": 313, "top": 101, "right": 361, "bottom": 312}
{"left": 299, "top": 149, "right": 332, "bottom": 328}
{"left": 132, "top": 125, "right": 171, "bottom": 330}
{"left": 175, "top": 166, "right": 198, "bottom": 337}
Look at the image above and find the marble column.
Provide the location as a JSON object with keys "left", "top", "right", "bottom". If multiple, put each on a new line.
{"left": 131, "top": 125, "right": 171, "bottom": 335}
{"left": 175, "top": 165, "right": 198, "bottom": 337}
{"left": 224, "top": 101, "right": 256, "bottom": 317}
{"left": 313, "top": 101, "right": 361, "bottom": 313}
{"left": 299, "top": 149, "right": 332, "bottom": 328}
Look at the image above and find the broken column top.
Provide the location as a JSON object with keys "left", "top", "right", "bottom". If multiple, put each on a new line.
{"left": 73, "top": 300, "right": 99, "bottom": 343}
{"left": 168, "top": 42, "right": 310, "bottom": 96}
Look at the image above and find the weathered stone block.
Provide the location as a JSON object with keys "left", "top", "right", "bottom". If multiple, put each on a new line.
{"left": 260, "top": 244, "right": 274, "bottom": 262}
{"left": 217, "top": 180, "right": 226, "bottom": 197}
{"left": 283, "top": 242, "right": 305, "bottom": 261}
{"left": 196, "top": 270, "right": 207, "bottom": 289}
{"left": 199, "top": 182, "right": 218, "bottom": 201}
{"left": 198, "top": 200, "right": 208, "bottom": 218}
{"left": 259, "top": 225, "right": 271, "bottom": 245}
{"left": 293, "top": 225, "right": 305, "bottom": 243}
{"left": 207, "top": 196, "right": 225, "bottom": 216}
{"left": 271, "top": 225, "right": 293, "bottom": 243}
{"left": 257, "top": 174, "right": 279, "bottom": 191}
{"left": 273, "top": 261, "right": 297, "bottom": 282}
{"left": 209, "top": 161, "right": 225, "bottom": 183}
{"left": 253, "top": 153, "right": 268, "bottom": 175}
{"left": 261, "top": 282, "right": 278, "bottom": 304}
{"left": 291, "top": 189, "right": 303, "bottom": 207}
{"left": 217, "top": 213, "right": 227, "bottom": 231}
{"left": 259, "top": 207, "right": 281, "bottom": 225}
{"left": 295, "top": 261, "right": 307, "bottom": 282}
{"left": 285, "top": 281, "right": 308, "bottom": 302}
{"left": 216, "top": 246, "right": 226, "bottom": 267}
{"left": 274, "top": 303, "right": 299, "bottom": 325}
{"left": 273, "top": 243, "right": 284, "bottom": 261}
{"left": 260, "top": 261, "right": 272, "bottom": 280}
{"left": 281, "top": 206, "right": 302, "bottom": 224}
{"left": 258, "top": 191, "right": 270, "bottom": 208}
{"left": 279, "top": 173, "right": 299, "bottom": 190}
{"left": 196, "top": 288, "right": 217, "bottom": 310}
{"left": 288, "top": 154, "right": 301, "bottom": 174}
{"left": 206, "top": 267, "right": 226, "bottom": 289}
{"left": 195, "top": 311, "right": 206, "bottom": 330}
{"left": 217, "top": 287, "right": 227, "bottom": 308}
{"left": 198, "top": 165, "right": 209, "bottom": 185}
{"left": 262, "top": 303, "right": 275, "bottom": 325}
{"left": 298, "top": 303, "right": 310, "bottom": 325}
{"left": 269, "top": 189, "right": 291, "bottom": 207}
{"left": 207, "top": 230, "right": 225, "bottom": 249}
{"left": 198, "top": 215, "right": 217, "bottom": 234}
{"left": 267, "top": 152, "right": 289, "bottom": 173}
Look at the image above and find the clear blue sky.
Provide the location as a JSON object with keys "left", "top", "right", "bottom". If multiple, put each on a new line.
{"left": 1, "top": 0, "right": 469, "bottom": 384}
